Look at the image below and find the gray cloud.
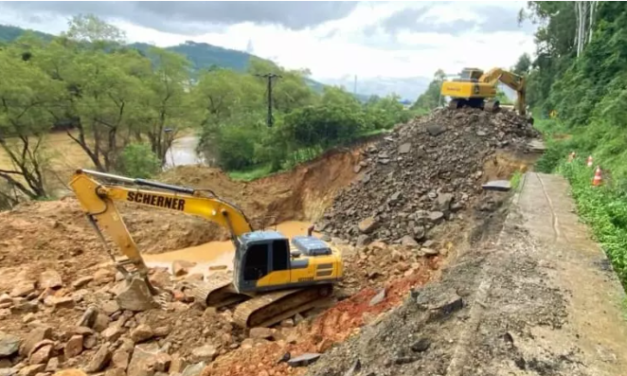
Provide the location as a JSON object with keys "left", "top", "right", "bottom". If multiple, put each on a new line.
{"left": 380, "top": 3, "right": 533, "bottom": 36}
{"left": 0, "top": 1, "right": 359, "bottom": 34}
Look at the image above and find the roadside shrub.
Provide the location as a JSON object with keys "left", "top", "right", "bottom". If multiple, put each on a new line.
{"left": 215, "top": 125, "right": 257, "bottom": 170}
{"left": 558, "top": 161, "right": 627, "bottom": 286}
{"left": 118, "top": 143, "right": 161, "bottom": 178}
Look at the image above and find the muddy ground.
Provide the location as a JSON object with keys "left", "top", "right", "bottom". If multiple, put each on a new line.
{"left": 0, "top": 109, "right": 553, "bottom": 376}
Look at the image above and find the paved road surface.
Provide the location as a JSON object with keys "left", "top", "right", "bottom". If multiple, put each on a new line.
{"left": 517, "top": 172, "right": 627, "bottom": 374}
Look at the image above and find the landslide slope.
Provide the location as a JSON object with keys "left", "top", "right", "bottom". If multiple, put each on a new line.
{"left": 318, "top": 108, "right": 537, "bottom": 245}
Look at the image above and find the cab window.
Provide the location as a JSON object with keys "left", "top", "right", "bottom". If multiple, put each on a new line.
{"left": 243, "top": 243, "right": 269, "bottom": 281}
{"left": 272, "top": 240, "right": 289, "bottom": 271}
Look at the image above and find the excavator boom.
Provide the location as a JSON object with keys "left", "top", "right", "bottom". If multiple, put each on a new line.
{"left": 479, "top": 68, "right": 526, "bottom": 115}
{"left": 69, "top": 169, "right": 342, "bottom": 326}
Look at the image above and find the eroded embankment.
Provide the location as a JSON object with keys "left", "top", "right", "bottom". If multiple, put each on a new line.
{"left": 0, "top": 109, "right": 542, "bottom": 376}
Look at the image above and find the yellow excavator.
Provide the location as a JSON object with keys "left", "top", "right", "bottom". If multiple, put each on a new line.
{"left": 440, "top": 67, "right": 526, "bottom": 115}
{"left": 69, "top": 169, "right": 342, "bottom": 327}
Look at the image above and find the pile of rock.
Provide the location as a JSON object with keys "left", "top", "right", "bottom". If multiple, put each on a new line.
{"left": 0, "top": 260, "right": 308, "bottom": 376}
{"left": 317, "top": 108, "right": 537, "bottom": 244}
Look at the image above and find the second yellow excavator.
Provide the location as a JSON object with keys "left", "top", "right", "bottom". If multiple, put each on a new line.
{"left": 440, "top": 67, "right": 526, "bottom": 115}
{"left": 69, "top": 169, "right": 342, "bottom": 328}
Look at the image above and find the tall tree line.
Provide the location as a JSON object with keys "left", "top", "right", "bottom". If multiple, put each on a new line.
{"left": 0, "top": 15, "right": 411, "bottom": 203}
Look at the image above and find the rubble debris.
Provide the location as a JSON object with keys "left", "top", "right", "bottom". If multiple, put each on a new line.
{"left": 249, "top": 327, "right": 274, "bottom": 340}
{"left": 101, "top": 300, "right": 121, "bottom": 316}
{"left": 112, "top": 277, "right": 158, "bottom": 312}
{"left": 369, "top": 289, "right": 386, "bottom": 306}
{"left": 111, "top": 347, "right": 130, "bottom": 370}
{"left": 319, "top": 108, "right": 537, "bottom": 244}
{"left": 85, "top": 344, "right": 112, "bottom": 373}
{"left": 72, "top": 277, "right": 93, "bottom": 290}
{"left": 0, "top": 332, "right": 20, "bottom": 358}
{"left": 19, "top": 327, "right": 52, "bottom": 357}
{"left": 191, "top": 345, "right": 217, "bottom": 362}
{"left": 10, "top": 282, "right": 35, "bottom": 298}
{"left": 127, "top": 343, "right": 161, "bottom": 376}
{"left": 28, "top": 342, "right": 52, "bottom": 365}
{"left": 358, "top": 217, "right": 378, "bottom": 234}
{"left": 45, "top": 357, "right": 59, "bottom": 372}
{"left": 181, "top": 362, "right": 205, "bottom": 376}
{"left": 287, "top": 353, "right": 321, "bottom": 367}
{"left": 17, "top": 364, "right": 45, "bottom": 376}
{"left": 172, "top": 260, "right": 197, "bottom": 276}
{"left": 104, "top": 368, "right": 125, "bottom": 376}
{"left": 410, "top": 338, "right": 431, "bottom": 353}
{"left": 38, "top": 270, "right": 63, "bottom": 289}
{"left": 482, "top": 180, "right": 512, "bottom": 192}
{"left": 129, "top": 324, "right": 154, "bottom": 343}
{"left": 64, "top": 335, "right": 83, "bottom": 358}
{"left": 344, "top": 359, "right": 362, "bottom": 376}
{"left": 415, "top": 288, "right": 464, "bottom": 322}
{"left": 52, "top": 370, "right": 86, "bottom": 376}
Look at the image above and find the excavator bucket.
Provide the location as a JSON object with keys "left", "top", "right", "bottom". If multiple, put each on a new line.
{"left": 483, "top": 100, "right": 500, "bottom": 113}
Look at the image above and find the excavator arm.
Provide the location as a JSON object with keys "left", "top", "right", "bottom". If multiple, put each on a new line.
{"left": 480, "top": 68, "right": 526, "bottom": 115}
{"left": 69, "top": 169, "right": 254, "bottom": 287}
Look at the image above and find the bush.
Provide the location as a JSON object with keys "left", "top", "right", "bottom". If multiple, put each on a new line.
{"left": 283, "top": 105, "right": 364, "bottom": 149}
{"left": 214, "top": 125, "right": 258, "bottom": 170}
{"left": 558, "top": 161, "right": 627, "bottom": 286}
{"left": 118, "top": 143, "right": 161, "bottom": 178}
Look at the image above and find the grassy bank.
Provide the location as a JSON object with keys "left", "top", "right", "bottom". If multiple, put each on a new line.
{"left": 536, "top": 118, "right": 627, "bottom": 287}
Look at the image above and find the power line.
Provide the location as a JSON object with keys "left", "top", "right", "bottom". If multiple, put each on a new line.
{"left": 255, "top": 73, "right": 281, "bottom": 127}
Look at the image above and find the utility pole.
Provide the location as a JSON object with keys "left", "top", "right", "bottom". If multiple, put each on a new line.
{"left": 255, "top": 73, "right": 281, "bottom": 127}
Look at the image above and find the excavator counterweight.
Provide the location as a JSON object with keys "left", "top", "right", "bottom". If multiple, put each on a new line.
{"left": 69, "top": 169, "right": 342, "bottom": 327}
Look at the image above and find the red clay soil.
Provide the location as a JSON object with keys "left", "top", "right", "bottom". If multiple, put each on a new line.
{"left": 202, "top": 258, "right": 440, "bottom": 376}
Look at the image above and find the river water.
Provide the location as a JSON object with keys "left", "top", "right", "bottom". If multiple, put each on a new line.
{"left": 163, "top": 135, "right": 205, "bottom": 170}
{"left": 143, "top": 220, "right": 316, "bottom": 276}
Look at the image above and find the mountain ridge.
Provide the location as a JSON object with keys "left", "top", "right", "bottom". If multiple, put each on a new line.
{"left": 0, "top": 24, "right": 418, "bottom": 101}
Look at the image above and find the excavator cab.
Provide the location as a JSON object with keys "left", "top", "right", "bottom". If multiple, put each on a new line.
{"left": 233, "top": 230, "right": 339, "bottom": 293}
{"left": 455, "top": 68, "right": 483, "bottom": 83}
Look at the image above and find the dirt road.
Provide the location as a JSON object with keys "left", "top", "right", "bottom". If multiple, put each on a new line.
{"left": 306, "top": 172, "right": 627, "bottom": 376}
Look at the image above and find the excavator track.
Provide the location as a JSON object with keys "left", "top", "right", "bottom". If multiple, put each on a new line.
{"left": 233, "top": 285, "right": 333, "bottom": 328}
{"left": 191, "top": 272, "right": 251, "bottom": 308}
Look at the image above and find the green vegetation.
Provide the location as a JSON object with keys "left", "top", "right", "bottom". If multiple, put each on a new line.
{"left": 556, "top": 161, "right": 627, "bottom": 284}
{"left": 118, "top": 143, "right": 161, "bottom": 179}
{"left": 0, "top": 15, "right": 413, "bottom": 203}
{"left": 411, "top": 70, "right": 446, "bottom": 111}
{"left": 523, "top": 2, "right": 627, "bottom": 285}
{"left": 510, "top": 170, "right": 523, "bottom": 191}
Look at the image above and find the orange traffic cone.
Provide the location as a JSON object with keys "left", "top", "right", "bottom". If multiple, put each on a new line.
{"left": 568, "top": 151, "right": 576, "bottom": 163}
{"left": 593, "top": 166, "right": 603, "bottom": 186}
{"left": 587, "top": 155, "right": 593, "bottom": 167}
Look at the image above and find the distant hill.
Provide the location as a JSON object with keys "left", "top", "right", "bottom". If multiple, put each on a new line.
{"left": 0, "top": 24, "right": 51, "bottom": 42}
{"left": 0, "top": 24, "right": 376, "bottom": 101}
{"left": 322, "top": 76, "right": 432, "bottom": 102}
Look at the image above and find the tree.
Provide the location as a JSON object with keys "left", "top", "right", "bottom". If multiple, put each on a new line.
{"left": 0, "top": 47, "right": 61, "bottom": 199}
{"left": 192, "top": 68, "right": 262, "bottom": 126}
{"left": 411, "top": 69, "right": 446, "bottom": 110}
{"left": 64, "top": 14, "right": 126, "bottom": 46}
{"left": 513, "top": 53, "right": 532, "bottom": 75}
{"left": 141, "top": 47, "right": 193, "bottom": 164}
{"left": 364, "top": 94, "right": 410, "bottom": 130}
{"left": 248, "top": 57, "right": 316, "bottom": 113}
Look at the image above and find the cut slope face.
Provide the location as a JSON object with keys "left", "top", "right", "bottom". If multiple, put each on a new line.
{"left": 318, "top": 108, "right": 537, "bottom": 245}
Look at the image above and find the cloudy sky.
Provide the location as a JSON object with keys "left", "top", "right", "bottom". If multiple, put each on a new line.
{"left": 0, "top": 1, "right": 536, "bottom": 83}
